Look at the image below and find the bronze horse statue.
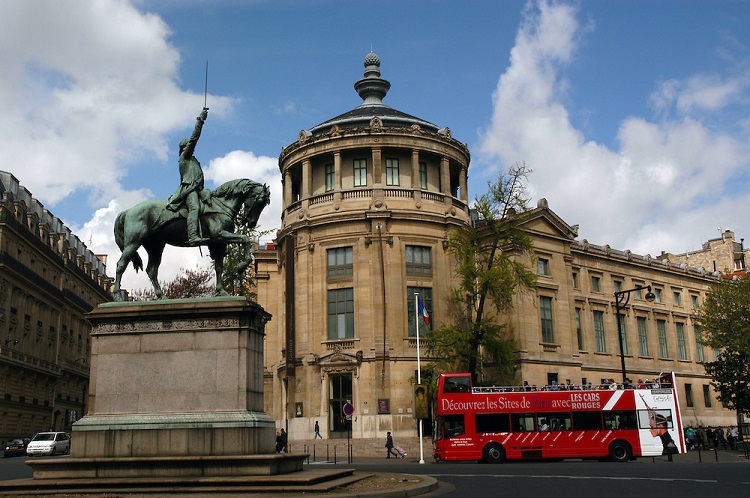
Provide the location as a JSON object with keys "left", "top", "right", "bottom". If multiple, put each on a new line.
{"left": 112, "top": 178, "right": 270, "bottom": 301}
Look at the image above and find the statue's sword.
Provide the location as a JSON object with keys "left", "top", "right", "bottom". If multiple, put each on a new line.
{"left": 204, "top": 61, "right": 209, "bottom": 109}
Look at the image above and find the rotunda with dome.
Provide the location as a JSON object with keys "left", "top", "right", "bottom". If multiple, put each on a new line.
{"left": 256, "top": 53, "right": 471, "bottom": 440}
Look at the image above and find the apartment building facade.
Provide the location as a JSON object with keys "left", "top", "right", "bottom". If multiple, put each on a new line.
{"left": 0, "top": 171, "right": 112, "bottom": 441}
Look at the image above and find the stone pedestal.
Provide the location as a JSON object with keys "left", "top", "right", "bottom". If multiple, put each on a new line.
{"left": 28, "top": 297, "right": 305, "bottom": 479}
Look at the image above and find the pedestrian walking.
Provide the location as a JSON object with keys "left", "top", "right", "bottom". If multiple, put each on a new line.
{"left": 314, "top": 420, "right": 322, "bottom": 439}
{"left": 279, "top": 428, "right": 288, "bottom": 453}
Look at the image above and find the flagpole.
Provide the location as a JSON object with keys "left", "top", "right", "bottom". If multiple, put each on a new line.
{"left": 415, "top": 293, "right": 425, "bottom": 464}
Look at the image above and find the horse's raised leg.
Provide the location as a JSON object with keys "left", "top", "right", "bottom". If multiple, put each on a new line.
{"left": 216, "top": 230, "right": 253, "bottom": 273}
{"left": 144, "top": 242, "right": 168, "bottom": 299}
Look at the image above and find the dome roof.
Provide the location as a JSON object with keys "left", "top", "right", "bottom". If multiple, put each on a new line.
{"left": 309, "top": 53, "right": 439, "bottom": 134}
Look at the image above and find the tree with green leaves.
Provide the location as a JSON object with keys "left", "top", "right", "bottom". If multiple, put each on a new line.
{"left": 427, "top": 164, "right": 537, "bottom": 385}
{"left": 695, "top": 276, "right": 750, "bottom": 433}
{"left": 130, "top": 266, "right": 214, "bottom": 300}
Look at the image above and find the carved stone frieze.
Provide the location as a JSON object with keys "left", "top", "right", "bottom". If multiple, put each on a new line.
{"left": 93, "top": 316, "right": 242, "bottom": 335}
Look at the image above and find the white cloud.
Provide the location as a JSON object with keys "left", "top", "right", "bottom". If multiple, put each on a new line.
{"left": 0, "top": 0, "right": 244, "bottom": 293}
{"left": 478, "top": 0, "right": 750, "bottom": 257}
{"left": 0, "top": 0, "right": 232, "bottom": 207}
{"left": 651, "top": 74, "right": 746, "bottom": 115}
{"left": 204, "top": 150, "right": 282, "bottom": 241}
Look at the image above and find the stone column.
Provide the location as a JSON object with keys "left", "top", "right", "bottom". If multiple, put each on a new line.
{"left": 302, "top": 158, "right": 312, "bottom": 200}
{"left": 459, "top": 165, "right": 468, "bottom": 202}
{"left": 411, "top": 149, "right": 420, "bottom": 188}
{"left": 440, "top": 157, "right": 450, "bottom": 195}
{"left": 372, "top": 148, "right": 382, "bottom": 186}
{"left": 334, "top": 151, "right": 342, "bottom": 189}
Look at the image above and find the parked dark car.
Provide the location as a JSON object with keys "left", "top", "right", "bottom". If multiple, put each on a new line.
{"left": 4, "top": 438, "right": 30, "bottom": 457}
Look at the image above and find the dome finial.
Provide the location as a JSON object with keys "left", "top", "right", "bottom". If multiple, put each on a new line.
{"left": 356, "top": 52, "right": 389, "bottom": 105}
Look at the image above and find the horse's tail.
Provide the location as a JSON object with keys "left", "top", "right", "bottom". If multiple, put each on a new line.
{"left": 114, "top": 210, "right": 144, "bottom": 273}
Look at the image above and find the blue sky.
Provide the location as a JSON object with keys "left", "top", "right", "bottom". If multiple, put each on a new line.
{"left": 2, "top": 0, "right": 749, "bottom": 291}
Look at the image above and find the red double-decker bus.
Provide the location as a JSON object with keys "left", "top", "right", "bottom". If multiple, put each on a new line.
{"left": 433, "top": 372, "right": 685, "bottom": 463}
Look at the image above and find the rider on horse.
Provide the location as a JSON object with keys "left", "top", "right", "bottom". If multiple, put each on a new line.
{"left": 167, "top": 107, "right": 211, "bottom": 246}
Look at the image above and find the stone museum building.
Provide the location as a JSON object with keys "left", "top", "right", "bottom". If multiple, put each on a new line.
{"left": 255, "top": 53, "right": 739, "bottom": 441}
{"left": 0, "top": 171, "right": 112, "bottom": 441}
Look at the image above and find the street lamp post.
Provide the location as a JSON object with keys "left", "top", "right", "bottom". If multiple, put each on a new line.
{"left": 614, "top": 285, "right": 655, "bottom": 384}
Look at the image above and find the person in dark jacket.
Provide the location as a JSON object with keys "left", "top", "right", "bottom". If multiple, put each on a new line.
{"left": 385, "top": 431, "right": 399, "bottom": 459}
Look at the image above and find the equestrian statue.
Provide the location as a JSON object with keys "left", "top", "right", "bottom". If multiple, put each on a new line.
{"left": 112, "top": 107, "right": 271, "bottom": 301}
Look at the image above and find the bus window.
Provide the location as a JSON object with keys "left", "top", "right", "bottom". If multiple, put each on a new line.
{"left": 444, "top": 376, "right": 471, "bottom": 393}
{"left": 539, "top": 412, "right": 572, "bottom": 431}
{"left": 604, "top": 410, "right": 637, "bottom": 430}
{"left": 476, "top": 413, "right": 511, "bottom": 433}
{"left": 444, "top": 414, "right": 465, "bottom": 438}
{"left": 572, "top": 411, "right": 602, "bottom": 431}
{"left": 511, "top": 413, "right": 535, "bottom": 432}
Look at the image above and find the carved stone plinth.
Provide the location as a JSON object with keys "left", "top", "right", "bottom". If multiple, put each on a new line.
{"left": 27, "top": 297, "right": 305, "bottom": 480}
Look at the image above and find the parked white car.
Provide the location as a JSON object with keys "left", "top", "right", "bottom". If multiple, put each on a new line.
{"left": 26, "top": 432, "right": 70, "bottom": 456}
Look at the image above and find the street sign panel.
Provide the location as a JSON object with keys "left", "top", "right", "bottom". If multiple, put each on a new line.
{"left": 343, "top": 402, "right": 354, "bottom": 417}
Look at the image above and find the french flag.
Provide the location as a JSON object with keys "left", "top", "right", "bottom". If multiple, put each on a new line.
{"left": 417, "top": 296, "right": 429, "bottom": 326}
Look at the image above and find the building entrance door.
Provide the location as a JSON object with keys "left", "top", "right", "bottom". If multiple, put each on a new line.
{"left": 329, "top": 373, "right": 352, "bottom": 437}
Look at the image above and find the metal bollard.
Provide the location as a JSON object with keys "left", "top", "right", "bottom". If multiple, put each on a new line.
{"left": 334, "top": 445, "right": 337, "bottom": 464}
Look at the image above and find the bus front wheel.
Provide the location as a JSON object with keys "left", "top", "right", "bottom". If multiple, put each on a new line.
{"left": 482, "top": 443, "right": 505, "bottom": 464}
{"left": 608, "top": 440, "right": 632, "bottom": 462}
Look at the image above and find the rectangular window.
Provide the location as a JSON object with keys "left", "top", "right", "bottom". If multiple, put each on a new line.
{"left": 603, "top": 410, "right": 637, "bottom": 430}
{"left": 540, "top": 296, "right": 554, "bottom": 343}
{"left": 591, "top": 276, "right": 601, "bottom": 292}
{"left": 353, "top": 159, "right": 367, "bottom": 186}
{"left": 572, "top": 272, "right": 579, "bottom": 289}
{"left": 676, "top": 322, "right": 688, "bottom": 360}
{"left": 617, "top": 314, "right": 628, "bottom": 355}
{"left": 511, "top": 413, "right": 536, "bottom": 432}
{"left": 593, "top": 310, "right": 606, "bottom": 352}
{"left": 694, "top": 325, "right": 704, "bottom": 362}
{"left": 327, "top": 247, "right": 353, "bottom": 279}
{"left": 657, "top": 319, "right": 668, "bottom": 358}
{"left": 614, "top": 281, "right": 622, "bottom": 293}
{"left": 685, "top": 384, "right": 693, "bottom": 408}
{"left": 325, "top": 162, "right": 335, "bottom": 192}
{"left": 443, "top": 414, "right": 465, "bottom": 439}
{"left": 653, "top": 288, "right": 662, "bottom": 303}
{"left": 386, "top": 158, "right": 399, "bottom": 186}
{"left": 673, "top": 292, "right": 682, "bottom": 307}
{"left": 475, "top": 413, "right": 511, "bottom": 433}
{"left": 405, "top": 245, "right": 432, "bottom": 276}
{"left": 327, "top": 288, "right": 354, "bottom": 339}
{"left": 538, "top": 258, "right": 549, "bottom": 275}
{"left": 637, "top": 316, "right": 649, "bottom": 356}
{"left": 419, "top": 161, "right": 428, "bottom": 189}
{"left": 572, "top": 411, "right": 603, "bottom": 431}
{"left": 635, "top": 286, "right": 643, "bottom": 300}
{"left": 575, "top": 307, "right": 584, "bottom": 350}
{"left": 691, "top": 295, "right": 699, "bottom": 309}
{"left": 702, "top": 385, "right": 712, "bottom": 407}
{"left": 408, "top": 286, "right": 432, "bottom": 337}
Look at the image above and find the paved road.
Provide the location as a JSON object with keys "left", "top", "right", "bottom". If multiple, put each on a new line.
{"left": 314, "top": 448, "right": 750, "bottom": 497}
{"left": 3, "top": 448, "right": 748, "bottom": 497}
